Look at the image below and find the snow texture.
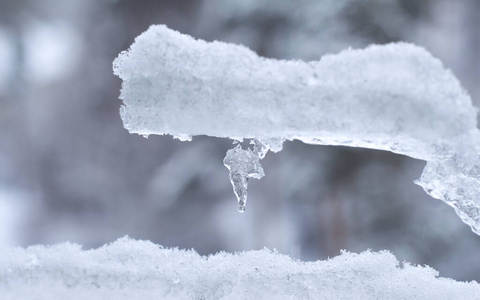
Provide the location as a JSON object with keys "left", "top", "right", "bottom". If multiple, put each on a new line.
{"left": 1, "top": 237, "right": 479, "bottom": 300}
{"left": 113, "top": 25, "right": 480, "bottom": 233}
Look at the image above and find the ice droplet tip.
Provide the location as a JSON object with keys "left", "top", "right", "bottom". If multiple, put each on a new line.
{"left": 237, "top": 205, "right": 245, "bottom": 213}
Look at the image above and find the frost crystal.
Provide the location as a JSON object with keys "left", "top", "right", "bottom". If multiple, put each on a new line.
{"left": 1, "top": 237, "right": 480, "bottom": 299}
{"left": 113, "top": 25, "right": 480, "bottom": 234}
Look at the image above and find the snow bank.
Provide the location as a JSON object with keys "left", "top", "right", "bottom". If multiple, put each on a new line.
{"left": 0, "top": 237, "right": 478, "bottom": 300}
{"left": 113, "top": 25, "right": 480, "bottom": 234}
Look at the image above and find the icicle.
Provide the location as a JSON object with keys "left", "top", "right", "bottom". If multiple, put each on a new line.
{"left": 252, "top": 139, "right": 269, "bottom": 159}
{"left": 223, "top": 144, "right": 264, "bottom": 212}
{"left": 230, "top": 172, "right": 248, "bottom": 213}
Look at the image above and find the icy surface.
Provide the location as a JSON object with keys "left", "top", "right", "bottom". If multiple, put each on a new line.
{"left": 113, "top": 25, "right": 480, "bottom": 233}
{"left": 1, "top": 237, "right": 479, "bottom": 300}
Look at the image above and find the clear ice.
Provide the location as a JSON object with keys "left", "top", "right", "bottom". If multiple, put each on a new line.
{"left": 222, "top": 139, "right": 284, "bottom": 212}
{"left": 113, "top": 25, "right": 480, "bottom": 234}
{"left": 223, "top": 144, "right": 265, "bottom": 212}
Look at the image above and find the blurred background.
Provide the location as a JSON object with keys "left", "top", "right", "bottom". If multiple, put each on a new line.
{"left": 1, "top": 0, "right": 480, "bottom": 281}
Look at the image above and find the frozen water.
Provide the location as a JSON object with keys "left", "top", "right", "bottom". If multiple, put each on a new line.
{"left": 222, "top": 139, "right": 283, "bottom": 211}
{"left": 223, "top": 144, "right": 265, "bottom": 212}
{"left": 223, "top": 139, "right": 283, "bottom": 211}
{"left": 1, "top": 237, "right": 479, "bottom": 299}
{"left": 113, "top": 25, "right": 480, "bottom": 234}
{"left": 252, "top": 138, "right": 285, "bottom": 159}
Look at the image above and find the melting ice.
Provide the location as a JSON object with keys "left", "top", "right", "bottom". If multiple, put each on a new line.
{"left": 223, "top": 144, "right": 264, "bottom": 212}
{"left": 222, "top": 138, "right": 284, "bottom": 211}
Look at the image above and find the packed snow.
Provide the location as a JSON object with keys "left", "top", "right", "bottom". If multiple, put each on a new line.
{"left": 1, "top": 237, "right": 479, "bottom": 300}
{"left": 113, "top": 25, "right": 480, "bottom": 234}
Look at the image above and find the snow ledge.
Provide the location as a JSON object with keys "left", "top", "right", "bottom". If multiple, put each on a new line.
{"left": 113, "top": 25, "right": 480, "bottom": 235}
{"left": 1, "top": 237, "right": 479, "bottom": 300}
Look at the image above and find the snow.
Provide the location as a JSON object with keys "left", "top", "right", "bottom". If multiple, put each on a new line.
{"left": 113, "top": 25, "right": 480, "bottom": 234}
{"left": 1, "top": 237, "right": 479, "bottom": 300}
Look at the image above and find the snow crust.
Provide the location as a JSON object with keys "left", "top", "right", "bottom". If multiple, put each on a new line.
{"left": 1, "top": 237, "right": 479, "bottom": 300}
{"left": 113, "top": 25, "right": 480, "bottom": 234}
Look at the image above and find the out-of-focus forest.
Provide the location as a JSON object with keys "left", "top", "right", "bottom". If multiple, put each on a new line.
{"left": 1, "top": 0, "right": 480, "bottom": 281}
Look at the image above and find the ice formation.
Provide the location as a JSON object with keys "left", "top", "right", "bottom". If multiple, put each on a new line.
{"left": 113, "top": 25, "right": 480, "bottom": 233}
{"left": 1, "top": 237, "right": 479, "bottom": 300}
{"left": 223, "top": 144, "right": 265, "bottom": 212}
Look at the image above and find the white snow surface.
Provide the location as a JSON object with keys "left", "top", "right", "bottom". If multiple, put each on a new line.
{"left": 113, "top": 25, "right": 480, "bottom": 234}
{"left": 1, "top": 237, "right": 479, "bottom": 300}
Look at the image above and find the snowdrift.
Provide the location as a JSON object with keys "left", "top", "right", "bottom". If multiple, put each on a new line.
{"left": 1, "top": 237, "right": 479, "bottom": 299}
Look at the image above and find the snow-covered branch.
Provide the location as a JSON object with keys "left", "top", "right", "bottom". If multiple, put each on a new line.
{"left": 113, "top": 25, "right": 480, "bottom": 234}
